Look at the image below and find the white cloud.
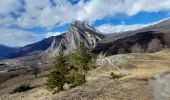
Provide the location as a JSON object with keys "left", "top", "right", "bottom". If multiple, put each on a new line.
{"left": 16, "top": 0, "right": 77, "bottom": 28}
{"left": 1, "top": 0, "right": 170, "bottom": 29}
{"left": 0, "top": 0, "right": 21, "bottom": 15}
{"left": 96, "top": 17, "right": 170, "bottom": 33}
{"left": 96, "top": 24, "right": 148, "bottom": 33}
{"left": 45, "top": 31, "right": 63, "bottom": 38}
{"left": 0, "top": 28, "right": 42, "bottom": 46}
{"left": 0, "top": 28, "right": 64, "bottom": 46}
{"left": 0, "top": 0, "right": 170, "bottom": 46}
{"left": 84, "top": 0, "right": 170, "bottom": 20}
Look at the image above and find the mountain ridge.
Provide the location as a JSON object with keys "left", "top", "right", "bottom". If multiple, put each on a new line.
{"left": 93, "top": 19, "right": 170, "bottom": 56}
{"left": 1, "top": 18, "right": 170, "bottom": 59}
{"left": 5, "top": 20, "right": 104, "bottom": 59}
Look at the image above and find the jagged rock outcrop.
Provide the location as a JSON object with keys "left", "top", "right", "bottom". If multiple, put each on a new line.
{"left": 55, "top": 21, "right": 104, "bottom": 54}
{"left": 47, "top": 21, "right": 104, "bottom": 57}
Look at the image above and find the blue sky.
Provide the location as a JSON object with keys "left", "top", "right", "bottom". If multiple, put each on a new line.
{"left": 0, "top": 0, "right": 170, "bottom": 46}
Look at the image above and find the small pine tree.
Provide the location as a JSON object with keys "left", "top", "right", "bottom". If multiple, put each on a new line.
{"left": 46, "top": 52, "right": 68, "bottom": 93}
{"left": 70, "top": 42, "right": 92, "bottom": 74}
{"left": 67, "top": 42, "right": 95, "bottom": 87}
{"left": 66, "top": 69, "right": 86, "bottom": 88}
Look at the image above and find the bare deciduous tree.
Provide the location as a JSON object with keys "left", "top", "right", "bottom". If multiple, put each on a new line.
{"left": 131, "top": 42, "right": 143, "bottom": 53}
{"left": 30, "top": 65, "right": 40, "bottom": 78}
{"left": 147, "top": 38, "right": 163, "bottom": 52}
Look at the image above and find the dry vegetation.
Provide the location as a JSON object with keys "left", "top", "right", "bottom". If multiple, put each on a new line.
{"left": 121, "top": 49, "right": 170, "bottom": 79}
{"left": 0, "top": 71, "right": 52, "bottom": 100}
{"left": 0, "top": 49, "right": 170, "bottom": 100}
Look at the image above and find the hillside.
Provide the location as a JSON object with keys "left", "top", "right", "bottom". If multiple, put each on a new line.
{"left": 9, "top": 35, "right": 63, "bottom": 58}
{"left": 1, "top": 50, "right": 170, "bottom": 100}
{"left": 0, "top": 45, "right": 17, "bottom": 59}
{"left": 93, "top": 19, "right": 170, "bottom": 56}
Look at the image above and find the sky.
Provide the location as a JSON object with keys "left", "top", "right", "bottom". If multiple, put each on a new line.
{"left": 0, "top": 0, "right": 170, "bottom": 47}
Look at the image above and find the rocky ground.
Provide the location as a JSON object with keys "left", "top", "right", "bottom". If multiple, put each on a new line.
{"left": 1, "top": 50, "right": 170, "bottom": 100}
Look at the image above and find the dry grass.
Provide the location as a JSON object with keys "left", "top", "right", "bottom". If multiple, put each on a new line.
{"left": 119, "top": 49, "right": 170, "bottom": 79}
{"left": 88, "top": 50, "right": 170, "bottom": 81}
{"left": 0, "top": 71, "right": 53, "bottom": 100}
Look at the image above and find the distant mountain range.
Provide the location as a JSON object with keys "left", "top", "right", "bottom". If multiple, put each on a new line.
{"left": 8, "top": 35, "right": 63, "bottom": 58}
{"left": 0, "top": 45, "right": 17, "bottom": 59}
{"left": 1, "top": 19, "right": 170, "bottom": 59}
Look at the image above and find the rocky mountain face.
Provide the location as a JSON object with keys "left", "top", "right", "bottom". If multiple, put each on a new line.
{"left": 6, "top": 20, "right": 104, "bottom": 59}
{"left": 52, "top": 21, "right": 104, "bottom": 55}
{"left": 92, "top": 19, "right": 170, "bottom": 56}
{"left": 0, "top": 45, "right": 17, "bottom": 59}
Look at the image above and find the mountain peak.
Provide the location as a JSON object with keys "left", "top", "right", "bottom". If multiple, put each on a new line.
{"left": 53, "top": 20, "right": 104, "bottom": 55}
{"left": 72, "top": 20, "right": 88, "bottom": 26}
{"left": 71, "top": 20, "right": 96, "bottom": 31}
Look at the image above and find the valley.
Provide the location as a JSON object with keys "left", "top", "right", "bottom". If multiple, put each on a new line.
{"left": 0, "top": 17, "right": 170, "bottom": 100}
{"left": 1, "top": 0, "right": 170, "bottom": 100}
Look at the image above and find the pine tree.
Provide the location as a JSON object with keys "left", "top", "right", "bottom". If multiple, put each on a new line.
{"left": 67, "top": 42, "right": 95, "bottom": 87}
{"left": 46, "top": 42, "right": 96, "bottom": 93}
{"left": 46, "top": 52, "right": 68, "bottom": 93}
{"left": 70, "top": 42, "right": 93, "bottom": 74}
{"left": 66, "top": 69, "right": 86, "bottom": 88}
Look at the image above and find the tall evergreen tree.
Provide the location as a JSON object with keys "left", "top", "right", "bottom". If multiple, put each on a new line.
{"left": 68, "top": 42, "right": 96, "bottom": 87}
{"left": 46, "top": 52, "right": 68, "bottom": 93}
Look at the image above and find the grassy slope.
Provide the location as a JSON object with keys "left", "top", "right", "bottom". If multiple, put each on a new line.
{"left": 122, "top": 49, "right": 170, "bottom": 79}
{"left": 0, "top": 50, "right": 170, "bottom": 100}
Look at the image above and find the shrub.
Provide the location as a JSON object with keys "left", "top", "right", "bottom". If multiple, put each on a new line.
{"left": 117, "top": 48, "right": 127, "bottom": 54}
{"left": 87, "top": 59, "right": 96, "bottom": 70}
{"left": 110, "top": 72, "right": 123, "bottom": 79}
{"left": 11, "top": 83, "right": 33, "bottom": 94}
{"left": 30, "top": 66, "right": 40, "bottom": 78}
